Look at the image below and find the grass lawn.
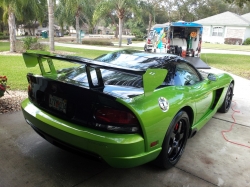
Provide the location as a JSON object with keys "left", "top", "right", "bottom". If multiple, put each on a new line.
{"left": 0, "top": 42, "right": 10, "bottom": 52}
{"left": 201, "top": 54, "right": 250, "bottom": 79}
{"left": 202, "top": 43, "right": 250, "bottom": 51}
{"left": 0, "top": 46, "right": 110, "bottom": 90}
{"left": 1, "top": 41, "right": 249, "bottom": 90}
{"left": 55, "top": 46, "right": 109, "bottom": 58}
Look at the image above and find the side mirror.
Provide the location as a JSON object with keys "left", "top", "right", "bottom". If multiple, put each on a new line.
{"left": 207, "top": 73, "right": 217, "bottom": 81}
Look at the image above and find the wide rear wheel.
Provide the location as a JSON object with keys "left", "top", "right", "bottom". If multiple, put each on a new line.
{"left": 154, "top": 111, "right": 190, "bottom": 169}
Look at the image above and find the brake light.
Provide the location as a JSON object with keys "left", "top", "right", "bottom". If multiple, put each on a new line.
{"left": 147, "top": 39, "right": 151, "bottom": 44}
{"left": 95, "top": 107, "right": 138, "bottom": 125}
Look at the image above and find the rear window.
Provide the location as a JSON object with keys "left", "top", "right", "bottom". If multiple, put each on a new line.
{"left": 61, "top": 67, "right": 143, "bottom": 88}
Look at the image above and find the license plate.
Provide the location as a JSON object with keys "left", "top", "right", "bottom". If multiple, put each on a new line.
{"left": 49, "top": 95, "right": 67, "bottom": 113}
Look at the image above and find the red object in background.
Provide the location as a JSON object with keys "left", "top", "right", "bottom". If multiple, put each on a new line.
{"left": 181, "top": 50, "right": 186, "bottom": 57}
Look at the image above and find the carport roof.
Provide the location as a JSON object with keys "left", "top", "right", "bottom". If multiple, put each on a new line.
{"left": 195, "top": 11, "right": 250, "bottom": 27}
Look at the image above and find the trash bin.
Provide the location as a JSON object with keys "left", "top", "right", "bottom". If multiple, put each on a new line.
{"left": 127, "top": 38, "right": 132, "bottom": 45}
{"left": 79, "top": 30, "right": 85, "bottom": 43}
{"left": 41, "top": 31, "right": 48, "bottom": 39}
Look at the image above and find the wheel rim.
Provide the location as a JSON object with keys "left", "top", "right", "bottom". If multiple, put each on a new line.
{"left": 225, "top": 87, "right": 233, "bottom": 110}
{"left": 167, "top": 119, "right": 187, "bottom": 162}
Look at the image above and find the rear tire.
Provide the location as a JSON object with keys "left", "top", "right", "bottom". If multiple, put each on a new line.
{"left": 154, "top": 111, "right": 190, "bottom": 169}
{"left": 218, "top": 83, "right": 234, "bottom": 113}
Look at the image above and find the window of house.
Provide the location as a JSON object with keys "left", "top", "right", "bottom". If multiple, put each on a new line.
{"left": 212, "top": 27, "right": 223, "bottom": 36}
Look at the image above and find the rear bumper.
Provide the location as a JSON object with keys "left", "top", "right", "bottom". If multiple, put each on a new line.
{"left": 21, "top": 98, "right": 161, "bottom": 168}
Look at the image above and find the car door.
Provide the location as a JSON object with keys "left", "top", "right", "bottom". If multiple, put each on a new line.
{"left": 174, "top": 63, "right": 213, "bottom": 123}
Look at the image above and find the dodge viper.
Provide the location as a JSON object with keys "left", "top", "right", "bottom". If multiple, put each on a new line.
{"left": 21, "top": 50, "right": 234, "bottom": 169}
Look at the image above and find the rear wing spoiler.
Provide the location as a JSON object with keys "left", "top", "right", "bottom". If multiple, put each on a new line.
{"left": 23, "top": 51, "right": 167, "bottom": 97}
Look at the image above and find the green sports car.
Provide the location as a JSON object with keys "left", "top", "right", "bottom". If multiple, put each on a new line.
{"left": 21, "top": 50, "right": 234, "bottom": 169}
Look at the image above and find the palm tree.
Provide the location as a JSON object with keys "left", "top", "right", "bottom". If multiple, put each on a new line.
{"left": 55, "top": 0, "right": 68, "bottom": 36}
{"left": 0, "top": 0, "right": 25, "bottom": 52}
{"left": 93, "top": 3, "right": 119, "bottom": 38}
{"left": 47, "top": 0, "right": 55, "bottom": 51}
{"left": 94, "top": 0, "right": 139, "bottom": 47}
{"left": 21, "top": 0, "right": 47, "bottom": 35}
{"left": 64, "top": 0, "right": 90, "bottom": 44}
{"left": 0, "top": 0, "right": 47, "bottom": 52}
{"left": 139, "top": 0, "right": 156, "bottom": 35}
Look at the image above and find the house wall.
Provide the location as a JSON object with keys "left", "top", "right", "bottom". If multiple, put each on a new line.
{"left": 202, "top": 26, "right": 224, "bottom": 44}
{"left": 225, "top": 27, "right": 246, "bottom": 44}
{"left": 202, "top": 25, "right": 248, "bottom": 44}
{"left": 244, "top": 27, "right": 250, "bottom": 42}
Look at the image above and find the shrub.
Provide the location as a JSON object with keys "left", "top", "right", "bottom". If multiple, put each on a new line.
{"left": 21, "top": 36, "right": 47, "bottom": 51}
{"left": 16, "top": 36, "right": 47, "bottom": 53}
{"left": 0, "top": 76, "right": 9, "bottom": 98}
{"left": 224, "top": 38, "right": 242, "bottom": 45}
{"left": 132, "top": 37, "right": 144, "bottom": 41}
{"left": 31, "top": 42, "right": 48, "bottom": 50}
{"left": 0, "top": 36, "right": 9, "bottom": 40}
{"left": 22, "top": 36, "right": 38, "bottom": 49}
{"left": 82, "top": 40, "right": 114, "bottom": 46}
{"left": 243, "top": 38, "right": 250, "bottom": 45}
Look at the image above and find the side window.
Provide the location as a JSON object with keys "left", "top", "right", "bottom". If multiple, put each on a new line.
{"left": 174, "top": 63, "right": 201, "bottom": 86}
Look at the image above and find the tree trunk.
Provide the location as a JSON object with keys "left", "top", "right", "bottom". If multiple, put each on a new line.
{"left": 110, "top": 14, "right": 118, "bottom": 38}
{"left": 8, "top": 11, "right": 16, "bottom": 52}
{"left": 115, "top": 25, "right": 118, "bottom": 38}
{"left": 28, "top": 26, "right": 32, "bottom": 35}
{"left": 32, "top": 21, "right": 36, "bottom": 36}
{"left": 118, "top": 17, "right": 122, "bottom": 47}
{"left": 148, "top": 14, "right": 152, "bottom": 35}
{"left": 48, "top": 0, "right": 55, "bottom": 51}
{"left": 76, "top": 14, "right": 80, "bottom": 43}
{"left": 60, "top": 23, "right": 64, "bottom": 36}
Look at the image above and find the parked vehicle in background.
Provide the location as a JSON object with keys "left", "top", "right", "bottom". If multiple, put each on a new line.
{"left": 144, "top": 21, "right": 203, "bottom": 58}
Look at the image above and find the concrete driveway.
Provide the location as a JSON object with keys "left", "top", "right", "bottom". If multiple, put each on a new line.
{"left": 1, "top": 47, "right": 250, "bottom": 186}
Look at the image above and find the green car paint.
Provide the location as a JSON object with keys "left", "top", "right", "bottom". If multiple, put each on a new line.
{"left": 22, "top": 99, "right": 161, "bottom": 168}
{"left": 21, "top": 50, "right": 234, "bottom": 168}
{"left": 116, "top": 76, "right": 231, "bottom": 154}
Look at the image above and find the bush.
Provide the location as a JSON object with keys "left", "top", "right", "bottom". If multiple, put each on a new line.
{"left": 22, "top": 36, "right": 38, "bottom": 49}
{"left": 243, "top": 38, "right": 250, "bottom": 45}
{"left": 16, "top": 37, "right": 47, "bottom": 52}
{"left": 29, "top": 42, "right": 47, "bottom": 51}
{"left": 0, "top": 36, "right": 9, "bottom": 40}
{"left": 132, "top": 37, "right": 144, "bottom": 41}
{"left": 82, "top": 40, "right": 114, "bottom": 46}
{"left": 224, "top": 38, "right": 242, "bottom": 45}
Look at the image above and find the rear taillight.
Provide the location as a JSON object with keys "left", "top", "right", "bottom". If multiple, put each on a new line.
{"left": 95, "top": 108, "right": 137, "bottom": 124}
{"left": 94, "top": 107, "right": 140, "bottom": 133}
{"left": 147, "top": 39, "right": 151, "bottom": 44}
